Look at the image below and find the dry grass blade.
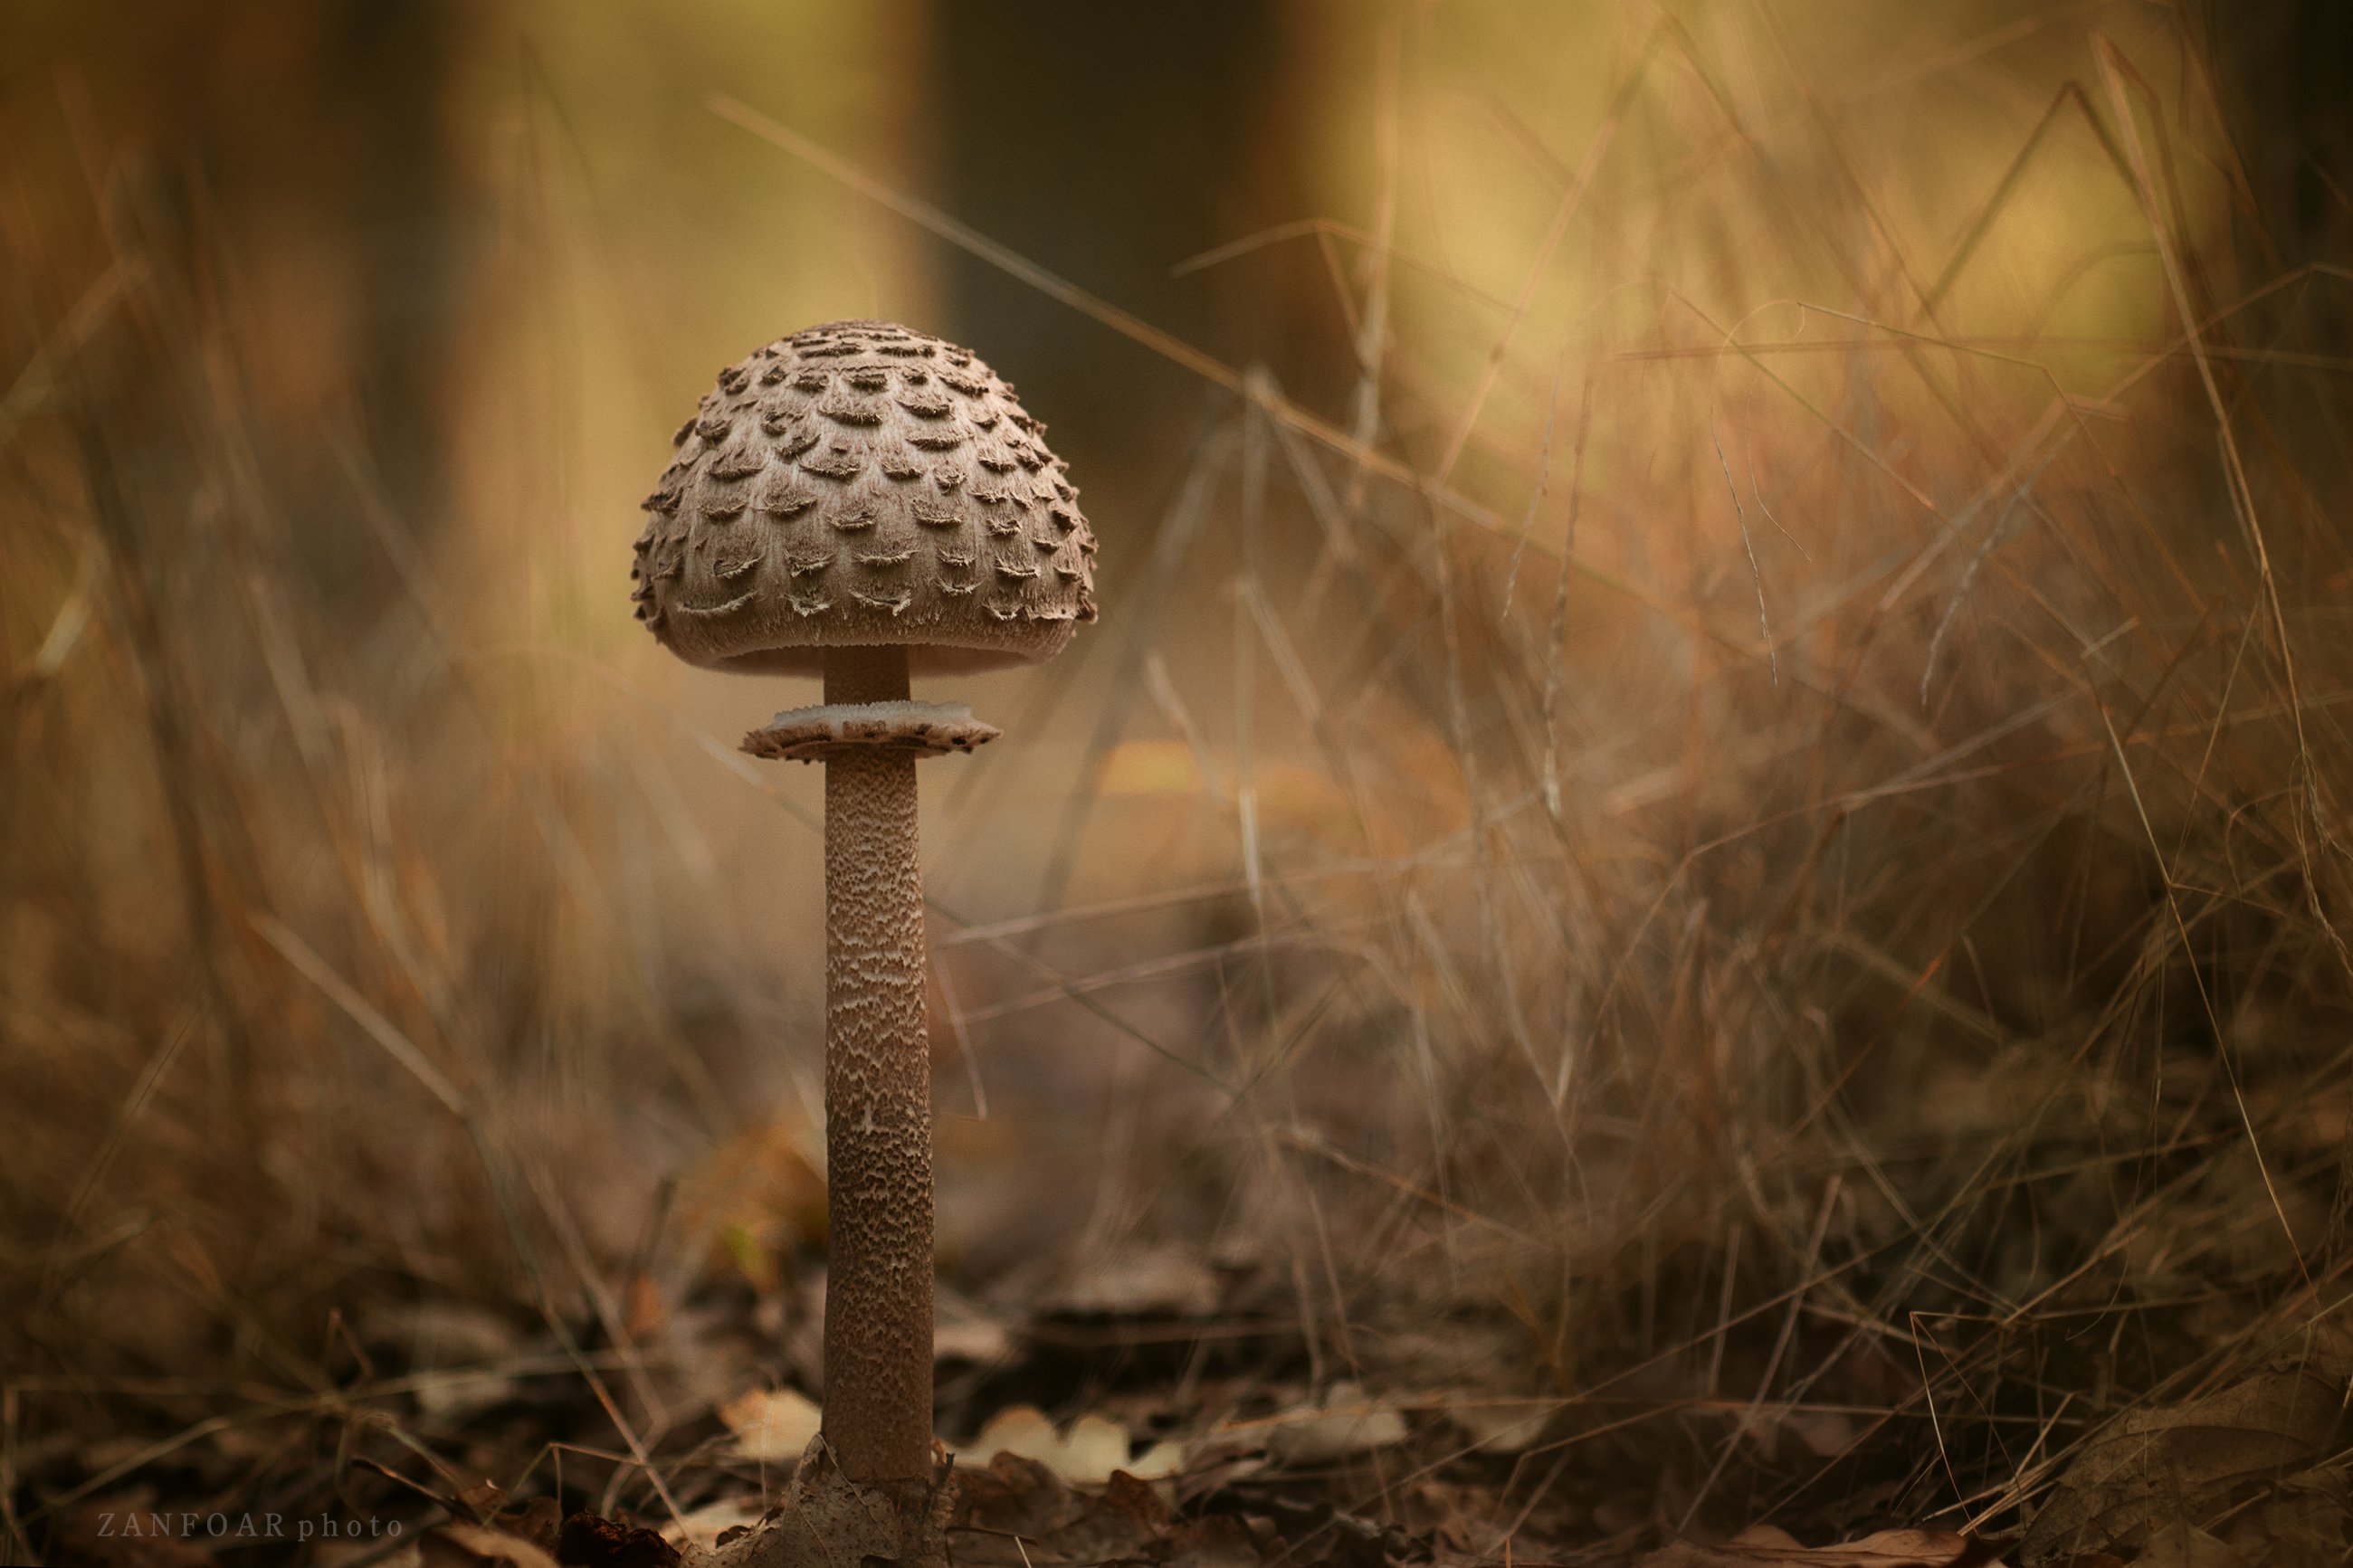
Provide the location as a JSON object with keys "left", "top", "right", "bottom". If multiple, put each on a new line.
{"left": 5, "top": 5, "right": 2353, "bottom": 1564}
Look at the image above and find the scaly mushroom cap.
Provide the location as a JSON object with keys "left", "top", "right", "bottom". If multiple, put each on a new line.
{"left": 630, "top": 320, "right": 1097, "bottom": 676}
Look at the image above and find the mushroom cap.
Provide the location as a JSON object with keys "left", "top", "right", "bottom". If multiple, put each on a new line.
{"left": 630, "top": 320, "right": 1097, "bottom": 676}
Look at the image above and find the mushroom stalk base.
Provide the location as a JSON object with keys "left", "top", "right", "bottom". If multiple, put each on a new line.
{"left": 819, "top": 645, "right": 937, "bottom": 1487}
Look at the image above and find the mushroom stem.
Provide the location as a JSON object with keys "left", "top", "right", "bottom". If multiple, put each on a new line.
{"left": 819, "top": 642, "right": 936, "bottom": 1485}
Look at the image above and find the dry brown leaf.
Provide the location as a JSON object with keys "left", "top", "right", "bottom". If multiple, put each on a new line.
{"left": 480, "top": 1497, "right": 561, "bottom": 1557}
{"left": 949, "top": 1451, "right": 1153, "bottom": 1565}
{"left": 419, "top": 1521, "right": 563, "bottom": 1568}
{"left": 557, "top": 1512, "right": 683, "bottom": 1568}
{"left": 1226, "top": 1382, "right": 1408, "bottom": 1466}
{"left": 662, "top": 1498, "right": 768, "bottom": 1559}
{"left": 948, "top": 1454, "right": 1257, "bottom": 1568}
{"left": 1637, "top": 1525, "right": 1988, "bottom": 1566}
{"left": 970, "top": 1406, "right": 1124, "bottom": 1483}
{"left": 1740, "top": 1406, "right": 1862, "bottom": 1461}
{"left": 2214, "top": 1464, "right": 2352, "bottom": 1567}
{"left": 966, "top": 1405, "right": 1182, "bottom": 1485}
{"left": 2126, "top": 1524, "right": 2245, "bottom": 1568}
{"left": 1035, "top": 1243, "right": 1221, "bottom": 1318}
{"left": 718, "top": 1387, "right": 823, "bottom": 1464}
{"left": 931, "top": 1293, "right": 1012, "bottom": 1364}
{"left": 2021, "top": 1366, "right": 2349, "bottom": 1563}
{"left": 1442, "top": 1398, "right": 1561, "bottom": 1455}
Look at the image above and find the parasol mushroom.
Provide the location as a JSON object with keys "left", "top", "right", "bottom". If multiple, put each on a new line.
{"left": 632, "top": 321, "right": 1096, "bottom": 1497}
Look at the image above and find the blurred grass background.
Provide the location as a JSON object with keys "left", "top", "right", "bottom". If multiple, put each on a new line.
{"left": 5, "top": 0, "right": 2353, "bottom": 1556}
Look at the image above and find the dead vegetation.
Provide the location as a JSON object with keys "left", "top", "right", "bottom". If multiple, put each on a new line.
{"left": 4, "top": 4, "right": 2352, "bottom": 1566}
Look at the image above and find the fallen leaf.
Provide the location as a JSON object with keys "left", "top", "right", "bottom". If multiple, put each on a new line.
{"left": 1036, "top": 1244, "right": 1222, "bottom": 1318}
{"left": 932, "top": 1297, "right": 1012, "bottom": 1364}
{"left": 1129, "top": 1440, "right": 1189, "bottom": 1480}
{"left": 948, "top": 1453, "right": 1256, "bottom": 1568}
{"left": 1739, "top": 1406, "right": 1861, "bottom": 1461}
{"left": 2128, "top": 1525, "right": 2245, "bottom": 1568}
{"left": 1243, "top": 1383, "right": 1409, "bottom": 1467}
{"left": 480, "top": 1497, "right": 559, "bottom": 1556}
{"left": 2215, "top": 1463, "right": 2351, "bottom": 1565}
{"left": 2021, "top": 1366, "right": 2349, "bottom": 1563}
{"left": 1637, "top": 1525, "right": 1988, "bottom": 1566}
{"left": 662, "top": 1498, "right": 767, "bottom": 1557}
{"left": 967, "top": 1405, "right": 1179, "bottom": 1485}
{"left": 718, "top": 1387, "right": 823, "bottom": 1463}
{"left": 1443, "top": 1398, "right": 1560, "bottom": 1455}
{"left": 458, "top": 1480, "right": 512, "bottom": 1517}
{"left": 419, "top": 1521, "right": 561, "bottom": 1568}
{"left": 557, "top": 1512, "right": 682, "bottom": 1568}
{"left": 951, "top": 1449, "right": 1086, "bottom": 1549}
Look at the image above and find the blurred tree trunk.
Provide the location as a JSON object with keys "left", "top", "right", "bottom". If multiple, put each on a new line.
{"left": 2203, "top": 0, "right": 2353, "bottom": 271}
{"left": 13, "top": 0, "right": 469, "bottom": 609}
{"left": 921, "top": 0, "right": 1354, "bottom": 467}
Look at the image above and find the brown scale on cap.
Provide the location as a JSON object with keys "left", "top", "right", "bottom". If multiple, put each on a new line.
{"left": 632, "top": 320, "right": 1097, "bottom": 676}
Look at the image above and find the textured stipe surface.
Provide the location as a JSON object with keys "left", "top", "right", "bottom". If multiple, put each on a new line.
{"left": 710, "top": 1434, "right": 951, "bottom": 1568}
{"left": 816, "top": 649, "right": 937, "bottom": 1486}
{"left": 631, "top": 319, "right": 1097, "bottom": 676}
{"left": 742, "top": 700, "right": 999, "bottom": 763}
